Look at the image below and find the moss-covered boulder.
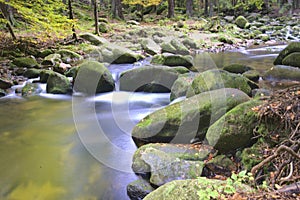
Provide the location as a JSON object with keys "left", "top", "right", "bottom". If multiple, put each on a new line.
{"left": 170, "top": 74, "right": 195, "bottom": 101}
{"left": 151, "top": 53, "right": 194, "bottom": 70}
{"left": 120, "top": 65, "right": 180, "bottom": 93}
{"left": 141, "top": 38, "right": 161, "bottom": 55}
{"left": 144, "top": 178, "right": 253, "bottom": 200}
{"left": 73, "top": 61, "right": 114, "bottom": 94}
{"left": 186, "top": 70, "right": 252, "bottom": 97}
{"left": 282, "top": 52, "right": 300, "bottom": 68}
{"left": 205, "top": 100, "right": 261, "bottom": 153}
{"left": 133, "top": 147, "right": 205, "bottom": 186}
{"left": 235, "top": 16, "right": 249, "bottom": 29}
{"left": 98, "top": 22, "right": 109, "bottom": 33}
{"left": 132, "top": 88, "right": 250, "bottom": 146}
{"left": 132, "top": 143, "right": 215, "bottom": 174}
{"left": 40, "top": 70, "right": 54, "bottom": 83}
{"left": 161, "top": 39, "right": 190, "bottom": 55}
{"left": 111, "top": 47, "right": 143, "bottom": 64}
{"left": 79, "top": 32, "right": 108, "bottom": 45}
{"left": 12, "top": 57, "right": 39, "bottom": 68}
{"left": 57, "top": 49, "right": 83, "bottom": 63}
{"left": 223, "top": 64, "right": 253, "bottom": 74}
{"left": 264, "top": 65, "right": 300, "bottom": 81}
{"left": 46, "top": 72, "right": 71, "bottom": 94}
{"left": 41, "top": 53, "right": 61, "bottom": 66}
{"left": 127, "top": 178, "right": 155, "bottom": 200}
{"left": 37, "top": 49, "right": 53, "bottom": 58}
{"left": 23, "top": 68, "right": 41, "bottom": 79}
{"left": 273, "top": 42, "right": 300, "bottom": 65}
{"left": 22, "top": 82, "right": 42, "bottom": 97}
{"left": 0, "top": 78, "right": 13, "bottom": 89}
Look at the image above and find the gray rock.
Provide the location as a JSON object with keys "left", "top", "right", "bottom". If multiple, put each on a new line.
{"left": 170, "top": 74, "right": 195, "bottom": 101}
{"left": 264, "top": 65, "right": 300, "bottom": 81}
{"left": 120, "top": 65, "right": 180, "bottom": 93}
{"left": 151, "top": 53, "right": 194, "bottom": 70}
{"left": 141, "top": 38, "right": 161, "bottom": 55}
{"left": 0, "top": 78, "right": 13, "bottom": 89}
{"left": 23, "top": 68, "right": 41, "bottom": 78}
{"left": 40, "top": 70, "right": 54, "bottom": 83}
{"left": 46, "top": 72, "right": 71, "bottom": 94}
{"left": 73, "top": 61, "right": 114, "bottom": 94}
{"left": 57, "top": 49, "right": 83, "bottom": 63}
{"left": 127, "top": 178, "right": 155, "bottom": 200}
{"left": 41, "top": 53, "right": 61, "bottom": 66}
{"left": 79, "top": 32, "right": 108, "bottom": 45}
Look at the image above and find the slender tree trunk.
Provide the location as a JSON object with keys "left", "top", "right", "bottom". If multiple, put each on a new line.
{"left": 186, "top": 0, "right": 193, "bottom": 17}
{"left": 68, "top": 0, "right": 78, "bottom": 40}
{"left": 111, "top": 0, "right": 123, "bottom": 19}
{"left": 204, "top": 0, "right": 209, "bottom": 16}
{"left": 167, "top": 0, "right": 175, "bottom": 18}
{"left": 0, "top": 3, "right": 16, "bottom": 40}
{"left": 94, "top": 0, "right": 100, "bottom": 35}
{"left": 209, "top": 0, "right": 214, "bottom": 16}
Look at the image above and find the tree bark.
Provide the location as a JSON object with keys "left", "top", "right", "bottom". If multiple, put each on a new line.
{"left": 0, "top": 3, "right": 16, "bottom": 40}
{"left": 167, "top": 0, "right": 175, "bottom": 18}
{"left": 111, "top": 0, "right": 124, "bottom": 19}
{"left": 94, "top": 0, "right": 100, "bottom": 35}
{"left": 186, "top": 0, "right": 193, "bottom": 17}
{"left": 68, "top": 0, "right": 78, "bottom": 40}
{"left": 204, "top": 0, "right": 209, "bottom": 16}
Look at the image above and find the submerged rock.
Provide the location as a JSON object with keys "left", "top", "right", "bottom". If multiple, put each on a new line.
{"left": 46, "top": 72, "right": 71, "bottom": 94}
{"left": 205, "top": 100, "right": 261, "bottom": 153}
{"left": 223, "top": 63, "right": 253, "bottom": 74}
{"left": 127, "top": 178, "right": 155, "bottom": 200}
{"left": 132, "top": 88, "right": 250, "bottom": 146}
{"left": 73, "top": 61, "right": 114, "bottom": 94}
{"left": 22, "top": 82, "right": 42, "bottom": 97}
{"left": 186, "top": 69, "right": 252, "bottom": 97}
{"left": 264, "top": 65, "right": 300, "bottom": 81}
{"left": 119, "top": 65, "right": 180, "bottom": 93}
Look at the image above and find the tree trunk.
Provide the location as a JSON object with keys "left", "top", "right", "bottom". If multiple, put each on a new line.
{"left": 94, "top": 0, "right": 100, "bottom": 35}
{"left": 186, "top": 0, "right": 193, "bottom": 17}
{"left": 204, "top": 0, "right": 209, "bottom": 16}
{"left": 68, "top": 0, "right": 78, "bottom": 40}
{"left": 111, "top": 0, "right": 124, "bottom": 19}
{"left": 209, "top": 0, "right": 214, "bottom": 17}
{"left": 0, "top": 3, "right": 16, "bottom": 40}
{"left": 167, "top": 0, "right": 175, "bottom": 18}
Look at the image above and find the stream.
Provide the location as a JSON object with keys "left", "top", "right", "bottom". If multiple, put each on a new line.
{"left": 0, "top": 44, "right": 289, "bottom": 200}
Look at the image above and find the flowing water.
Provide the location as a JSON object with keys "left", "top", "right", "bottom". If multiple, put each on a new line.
{"left": 0, "top": 44, "right": 289, "bottom": 200}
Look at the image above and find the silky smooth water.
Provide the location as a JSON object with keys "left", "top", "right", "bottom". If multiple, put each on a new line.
{"left": 0, "top": 44, "right": 290, "bottom": 199}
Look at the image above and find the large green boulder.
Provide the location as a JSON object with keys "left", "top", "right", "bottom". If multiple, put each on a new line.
{"left": 111, "top": 47, "right": 142, "bottom": 64}
{"left": 41, "top": 53, "right": 61, "bottom": 66}
{"left": 132, "top": 143, "right": 215, "bottom": 174}
{"left": 186, "top": 69, "right": 252, "bottom": 97}
{"left": 144, "top": 178, "right": 253, "bottom": 200}
{"left": 264, "top": 65, "right": 300, "bottom": 81}
{"left": 206, "top": 100, "right": 261, "bottom": 153}
{"left": 127, "top": 178, "right": 155, "bottom": 200}
{"left": 12, "top": 57, "right": 39, "bottom": 68}
{"left": 23, "top": 68, "right": 41, "bottom": 78}
{"left": 161, "top": 39, "right": 190, "bottom": 55}
{"left": 57, "top": 49, "right": 83, "bottom": 63}
{"left": 40, "top": 70, "right": 54, "bottom": 83}
{"left": 273, "top": 42, "right": 300, "bottom": 65}
{"left": 151, "top": 53, "right": 194, "bottom": 70}
{"left": 46, "top": 72, "right": 71, "bottom": 94}
{"left": 170, "top": 74, "right": 195, "bottom": 101}
{"left": 79, "top": 32, "right": 108, "bottom": 45}
{"left": 119, "top": 65, "right": 180, "bottom": 93}
{"left": 235, "top": 16, "right": 249, "bottom": 29}
{"left": 141, "top": 38, "right": 161, "bottom": 55}
{"left": 73, "top": 61, "right": 115, "bottom": 94}
{"left": 132, "top": 88, "right": 250, "bottom": 146}
{"left": 282, "top": 52, "right": 300, "bottom": 68}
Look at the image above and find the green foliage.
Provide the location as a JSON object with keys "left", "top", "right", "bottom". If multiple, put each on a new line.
{"left": 234, "top": 0, "right": 264, "bottom": 10}
{"left": 0, "top": 0, "right": 74, "bottom": 39}
{"left": 197, "top": 171, "right": 254, "bottom": 200}
{"left": 122, "top": 0, "right": 162, "bottom": 7}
